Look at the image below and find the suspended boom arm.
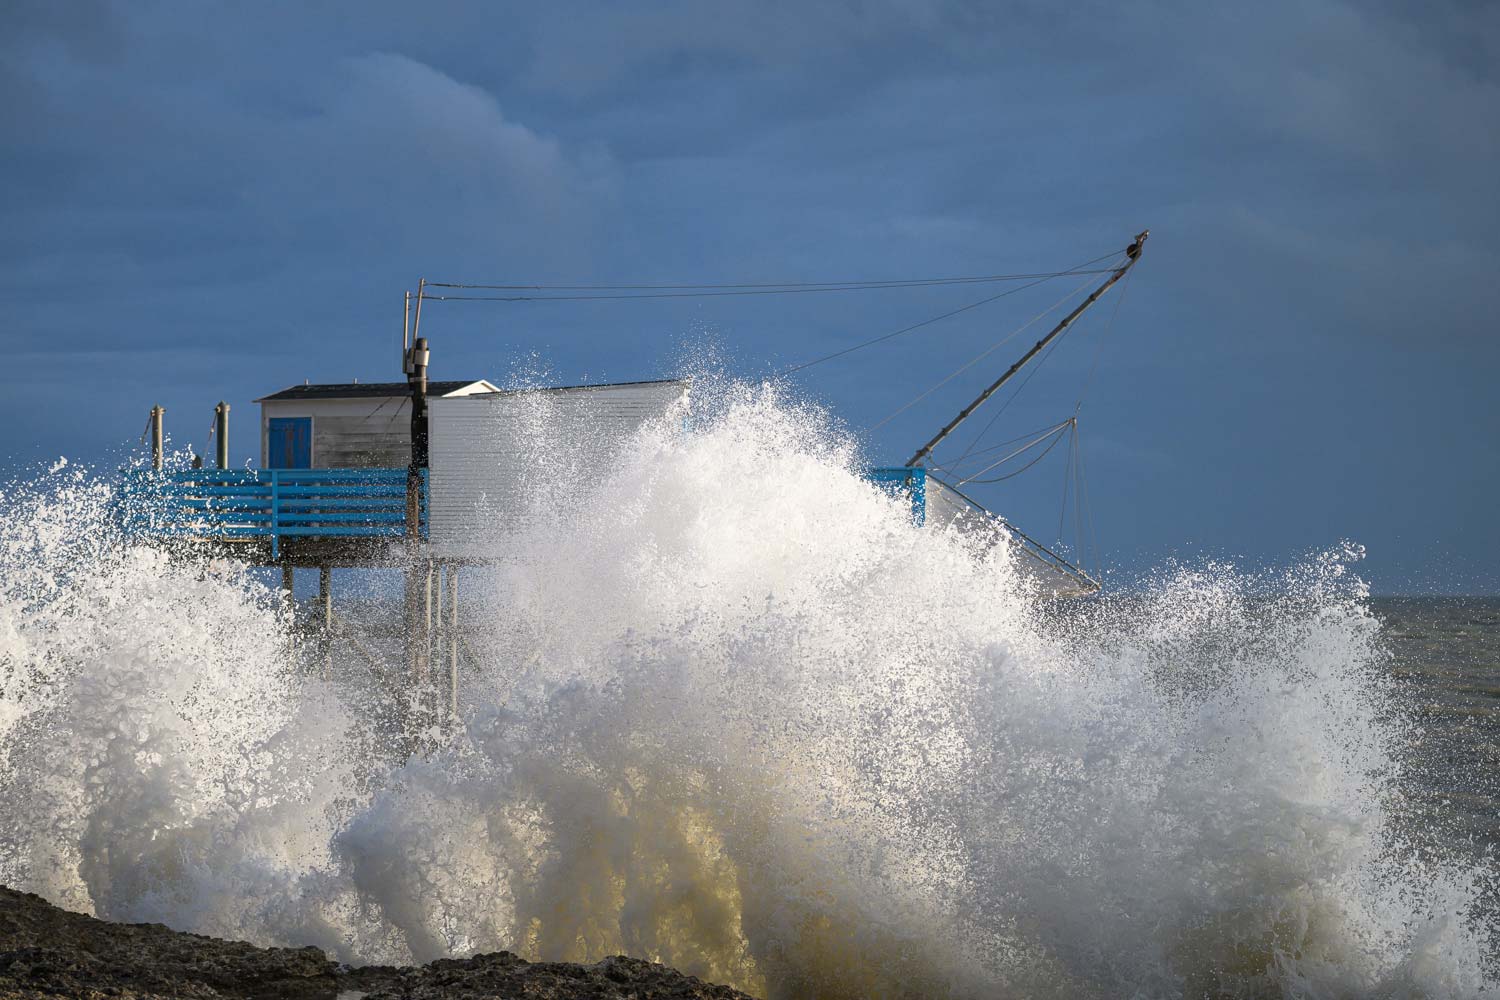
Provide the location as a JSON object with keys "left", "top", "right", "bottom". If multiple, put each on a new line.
{"left": 905, "top": 230, "right": 1147, "bottom": 467}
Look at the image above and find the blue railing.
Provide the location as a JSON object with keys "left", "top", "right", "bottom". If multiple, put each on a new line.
{"left": 864, "top": 466, "right": 926, "bottom": 524}
{"left": 120, "top": 468, "right": 426, "bottom": 558}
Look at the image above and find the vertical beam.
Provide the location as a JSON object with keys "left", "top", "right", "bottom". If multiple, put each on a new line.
{"left": 281, "top": 563, "right": 295, "bottom": 639}
{"left": 150, "top": 406, "right": 165, "bottom": 471}
{"left": 319, "top": 565, "right": 332, "bottom": 678}
{"left": 433, "top": 561, "right": 444, "bottom": 659}
{"left": 404, "top": 334, "right": 431, "bottom": 696}
{"left": 215, "top": 402, "right": 230, "bottom": 469}
{"left": 447, "top": 564, "right": 459, "bottom": 724}
{"left": 404, "top": 333, "right": 429, "bottom": 542}
{"left": 432, "top": 564, "right": 446, "bottom": 721}
{"left": 418, "top": 559, "right": 433, "bottom": 687}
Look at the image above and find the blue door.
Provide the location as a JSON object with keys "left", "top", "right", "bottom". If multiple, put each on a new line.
{"left": 268, "top": 417, "right": 312, "bottom": 468}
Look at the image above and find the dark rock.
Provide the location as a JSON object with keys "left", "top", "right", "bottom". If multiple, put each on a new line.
{"left": 0, "top": 886, "right": 759, "bottom": 999}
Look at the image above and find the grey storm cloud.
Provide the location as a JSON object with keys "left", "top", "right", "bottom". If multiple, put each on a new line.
{"left": 252, "top": 53, "right": 616, "bottom": 266}
{"left": 1, "top": 0, "right": 1497, "bottom": 590}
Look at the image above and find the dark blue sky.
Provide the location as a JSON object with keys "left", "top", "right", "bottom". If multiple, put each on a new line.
{"left": 3, "top": 1, "right": 1496, "bottom": 593}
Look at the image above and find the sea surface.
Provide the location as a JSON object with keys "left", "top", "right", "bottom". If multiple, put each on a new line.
{"left": 1377, "top": 597, "right": 1500, "bottom": 862}
{"left": 0, "top": 388, "right": 1497, "bottom": 998}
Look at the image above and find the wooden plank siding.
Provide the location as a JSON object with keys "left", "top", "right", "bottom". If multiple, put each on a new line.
{"left": 427, "top": 381, "right": 688, "bottom": 553}
{"left": 310, "top": 413, "right": 412, "bottom": 467}
{"left": 260, "top": 397, "right": 411, "bottom": 469}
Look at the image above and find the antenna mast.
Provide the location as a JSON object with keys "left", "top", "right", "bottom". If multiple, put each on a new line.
{"left": 905, "top": 230, "right": 1147, "bottom": 467}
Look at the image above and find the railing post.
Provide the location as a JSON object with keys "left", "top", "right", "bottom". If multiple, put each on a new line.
{"left": 215, "top": 402, "right": 230, "bottom": 469}
{"left": 150, "top": 406, "right": 164, "bottom": 471}
{"left": 270, "top": 470, "right": 280, "bottom": 561}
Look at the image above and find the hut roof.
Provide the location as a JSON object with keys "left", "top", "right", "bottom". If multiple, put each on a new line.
{"left": 255, "top": 380, "right": 497, "bottom": 402}
{"left": 465, "top": 378, "right": 687, "bottom": 397}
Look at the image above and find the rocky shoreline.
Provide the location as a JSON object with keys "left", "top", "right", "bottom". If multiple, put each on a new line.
{"left": 0, "top": 887, "right": 756, "bottom": 999}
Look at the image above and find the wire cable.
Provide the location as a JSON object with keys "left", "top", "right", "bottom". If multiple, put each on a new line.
{"left": 423, "top": 255, "right": 1124, "bottom": 293}
{"left": 959, "top": 429, "right": 1069, "bottom": 486}
{"left": 935, "top": 293, "right": 1085, "bottom": 464}
{"left": 951, "top": 420, "right": 1074, "bottom": 485}
{"left": 865, "top": 273, "right": 1099, "bottom": 432}
{"left": 773, "top": 272, "right": 1063, "bottom": 381}
{"left": 410, "top": 249, "right": 1127, "bottom": 387}
{"left": 932, "top": 418, "right": 1076, "bottom": 469}
{"left": 1073, "top": 261, "right": 1134, "bottom": 415}
{"left": 1075, "top": 421, "right": 1096, "bottom": 577}
{"left": 418, "top": 271, "right": 1120, "bottom": 303}
{"left": 1057, "top": 421, "right": 1075, "bottom": 549}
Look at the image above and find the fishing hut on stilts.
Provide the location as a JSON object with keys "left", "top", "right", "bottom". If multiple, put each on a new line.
{"left": 123, "top": 290, "right": 691, "bottom": 728}
{"left": 123, "top": 232, "right": 1147, "bottom": 722}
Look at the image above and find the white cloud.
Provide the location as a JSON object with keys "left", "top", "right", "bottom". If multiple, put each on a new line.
{"left": 244, "top": 52, "right": 620, "bottom": 278}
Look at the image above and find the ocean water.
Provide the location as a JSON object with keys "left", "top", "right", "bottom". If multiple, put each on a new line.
{"left": 1377, "top": 598, "right": 1500, "bottom": 862}
{"left": 0, "top": 385, "right": 1496, "bottom": 999}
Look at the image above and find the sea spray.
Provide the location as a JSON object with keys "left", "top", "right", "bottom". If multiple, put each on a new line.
{"left": 0, "top": 383, "right": 1494, "bottom": 998}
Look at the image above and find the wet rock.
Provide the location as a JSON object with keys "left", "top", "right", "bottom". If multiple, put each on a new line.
{"left": 0, "top": 886, "right": 757, "bottom": 999}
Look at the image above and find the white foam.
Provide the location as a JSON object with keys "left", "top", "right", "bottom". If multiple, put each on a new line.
{"left": 0, "top": 384, "right": 1493, "bottom": 998}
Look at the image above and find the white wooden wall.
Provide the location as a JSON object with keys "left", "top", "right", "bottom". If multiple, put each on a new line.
{"left": 260, "top": 397, "right": 412, "bottom": 468}
{"left": 924, "top": 476, "right": 1095, "bottom": 597}
{"left": 427, "top": 381, "right": 687, "bottom": 552}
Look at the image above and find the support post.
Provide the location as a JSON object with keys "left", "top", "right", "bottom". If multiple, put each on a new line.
{"left": 405, "top": 335, "right": 430, "bottom": 536}
{"left": 434, "top": 561, "right": 444, "bottom": 657}
{"left": 447, "top": 564, "right": 459, "bottom": 724}
{"left": 281, "top": 563, "right": 295, "bottom": 641}
{"left": 425, "top": 561, "right": 434, "bottom": 672}
{"left": 319, "top": 565, "right": 332, "bottom": 677}
{"left": 403, "top": 331, "right": 432, "bottom": 712}
{"left": 150, "top": 406, "right": 165, "bottom": 471}
{"left": 215, "top": 402, "right": 230, "bottom": 469}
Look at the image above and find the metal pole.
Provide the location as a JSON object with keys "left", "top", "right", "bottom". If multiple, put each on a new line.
{"left": 447, "top": 564, "right": 459, "bottom": 724}
{"left": 404, "top": 333, "right": 432, "bottom": 694}
{"left": 150, "top": 406, "right": 165, "bottom": 471}
{"left": 405, "top": 336, "right": 430, "bottom": 540}
{"left": 215, "top": 402, "right": 230, "bottom": 469}
{"left": 411, "top": 278, "right": 426, "bottom": 346}
{"left": 319, "top": 565, "right": 332, "bottom": 678}
{"left": 905, "top": 231, "right": 1148, "bottom": 468}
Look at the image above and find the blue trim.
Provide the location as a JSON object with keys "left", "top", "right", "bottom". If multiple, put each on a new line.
{"left": 120, "top": 467, "right": 427, "bottom": 558}
{"left": 864, "top": 466, "right": 926, "bottom": 525}
{"left": 267, "top": 417, "right": 312, "bottom": 469}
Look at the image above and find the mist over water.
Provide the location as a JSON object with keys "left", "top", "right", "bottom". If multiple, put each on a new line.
{"left": 0, "top": 384, "right": 1495, "bottom": 998}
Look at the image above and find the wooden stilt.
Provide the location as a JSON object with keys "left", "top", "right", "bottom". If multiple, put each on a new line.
{"left": 319, "top": 565, "right": 332, "bottom": 677}
{"left": 446, "top": 565, "right": 460, "bottom": 724}
{"left": 422, "top": 560, "right": 433, "bottom": 682}
{"left": 433, "top": 562, "right": 444, "bottom": 667}
{"left": 281, "top": 563, "right": 296, "bottom": 652}
{"left": 401, "top": 558, "right": 428, "bottom": 733}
